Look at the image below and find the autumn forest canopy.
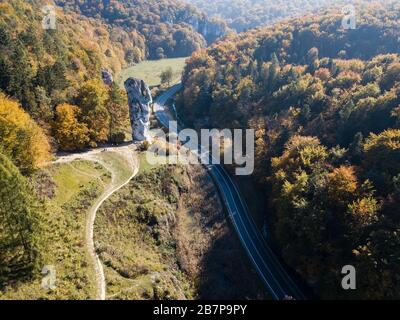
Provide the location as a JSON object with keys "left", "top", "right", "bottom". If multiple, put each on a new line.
{"left": 55, "top": 0, "right": 229, "bottom": 59}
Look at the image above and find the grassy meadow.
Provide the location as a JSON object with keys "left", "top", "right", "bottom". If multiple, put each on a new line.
{"left": 0, "top": 151, "right": 135, "bottom": 300}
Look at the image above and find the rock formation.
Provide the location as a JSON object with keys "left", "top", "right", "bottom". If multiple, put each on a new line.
{"left": 101, "top": 68, "right": 114, "bottom": 86}
{"left": 124, "top": 78, "right": 153, "bottom": 142}
{"left": 160, "top": 11, "right": 229, "bottom": 45}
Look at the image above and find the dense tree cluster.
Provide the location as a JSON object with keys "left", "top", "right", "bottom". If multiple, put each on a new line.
{"left": 180, "top": 2, "right": 400, "bottom": 298}
{"left": 185, "top": 0, "right": 347, "bottom": 32}
{"left": 0, "top": 0, "right": 208, "bottom": 297}
{"left": 55, "top": 0, "right": 229, "bottom": 59}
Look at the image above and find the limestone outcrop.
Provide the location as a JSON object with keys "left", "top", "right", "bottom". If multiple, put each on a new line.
{"left": 124, "top": 78, "right": 152, "bottom": 142}
{"left": 188, "top": 16, "right": 228, "bottom": 44}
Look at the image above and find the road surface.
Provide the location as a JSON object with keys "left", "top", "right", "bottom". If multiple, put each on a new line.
{"left": 154, "top": 84, "right": 306, "bottom": 300}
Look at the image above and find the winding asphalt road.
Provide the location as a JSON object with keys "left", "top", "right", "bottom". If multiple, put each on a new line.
{"left": 154, "top": 84, "right": 306, "bottom": 300}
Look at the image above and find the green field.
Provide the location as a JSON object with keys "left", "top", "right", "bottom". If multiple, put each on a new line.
{"left": 117, "top": 57, "right": 188, "bottom": 87}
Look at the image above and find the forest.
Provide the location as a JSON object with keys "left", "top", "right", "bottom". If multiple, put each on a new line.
{"left": 184, "top": 0, "right": 347, "bottom": 32}
{"left": 180, "top": 1, "right": 400, "bottom": 299}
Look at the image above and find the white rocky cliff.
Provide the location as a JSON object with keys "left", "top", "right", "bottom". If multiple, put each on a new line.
{"left": 124, "top": 78, "right": 153, "bottom": 142}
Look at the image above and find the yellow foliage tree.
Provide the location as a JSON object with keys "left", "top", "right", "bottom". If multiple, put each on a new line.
{"left": 0, "top": 93, "right": 51, "bottom": 173}
{"left": 76, "top": 79, "right": 108, "bottom": 113}
{"left": 53, "top": 104, "right": 90, "bottom": 151}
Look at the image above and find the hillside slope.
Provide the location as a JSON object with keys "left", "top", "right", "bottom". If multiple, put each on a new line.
{"left": 0, "top": 159, "right": 110, "bottom": 299}
{"left": 55, "top": 0, "right": 229, "bottom": 59}
{"left": 94, "top": 164, "right": 267, "bottom": 299}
